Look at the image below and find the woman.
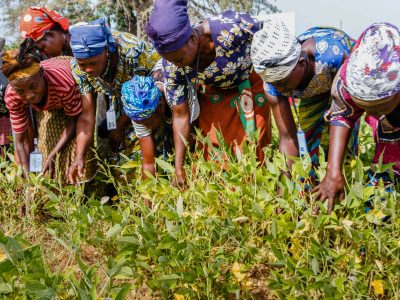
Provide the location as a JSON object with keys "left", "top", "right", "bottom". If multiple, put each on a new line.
{"left": 19, "top": 6, "right": 71, "bottom": 58}
{"left": 69, "top": 18, "right": 160, "bottom": 165}
{"left": 121, "top": 74, "right": 173, "bottom": 179}
{"left": 251, "top": 19, "right": 355, "bottom": 171}
{"left": 313, "top": 23, "right": 400, "bottom": 213}
{"left": 2, "top": 50, "right": 96, "bottom": 184}
{"left": 0, "top": 38, "right": 11, "bottom": 157}
{"left": 145, "top": 0, "right": 271, "bottom": 184}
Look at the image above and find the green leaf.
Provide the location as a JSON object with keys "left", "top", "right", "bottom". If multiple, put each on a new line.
{"left": 311, "top": 257, "right": 319, "bottom": 275}
{"left": 115, "top": 284, "right": 133, "bottom": 300}
{"left": 0, "top": 260, "right": 15, "bottom": 274}
{"left": 116, "top": 236, "right": 140, "bottom": 245}
{"left": 160, "top": 211, "right": 180, "bottom": 221}
{"left": 0, "top": 283, "right": 12, "bottom": 294}
{"left": 272, "top": 219, "right": 277, "bottom": 239}
{"left": 176, "top": 195, "right": 184, "bottom": 218}
{"left": 120, "top": 161, "right": 140, "bottom": 169}
{"left": 156, "top": 274, "right": 181, "bottom": 281}
{"left": 155, "top": 158, "right": 175, "bottom": 173}
{"left": 106, "top": 224, "right": 122, "bottom": 238}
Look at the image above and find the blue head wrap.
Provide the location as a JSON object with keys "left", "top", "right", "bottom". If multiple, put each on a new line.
{"left": 145, "top": 0, "right": 192, "bottom": 54}
{"left": 121, "top": 75, "right": 162, "bottom": 121}
{"left": 69, "top": 17, "right": 116, "bottom": 59}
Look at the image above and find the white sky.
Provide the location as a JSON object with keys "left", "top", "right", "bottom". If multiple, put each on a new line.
{"left": 274, "top": 0, "right": 400, "bottom": 38}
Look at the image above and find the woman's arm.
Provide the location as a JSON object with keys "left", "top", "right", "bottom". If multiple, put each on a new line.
{"left": 138, "top": 135, "right": 156, "bottom": 179}
{"left": 15, "top": 129, "right": 32, "bottom": 175}
{"left": 43, "top": 115, "right": 77, "bottom": 178}
{"left": 266, "top": 93, "right": 299, "bottom": 169}
{"left": 68, "top": 93, "right": 96, "bottom": 184}
{"left": 312, "top": 125, "right": 351, "bottom": 214}
{"left": 171, "top": 101, "right": 190, "bottom": 186}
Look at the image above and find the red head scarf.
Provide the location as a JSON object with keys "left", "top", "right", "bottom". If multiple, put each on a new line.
{"left": 19, "top": 7, "right": 69, "bottom": 42}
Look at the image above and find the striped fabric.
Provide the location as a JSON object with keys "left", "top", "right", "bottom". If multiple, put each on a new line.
{"left": 5, "top": 58, "right": 82, "bottom": 133}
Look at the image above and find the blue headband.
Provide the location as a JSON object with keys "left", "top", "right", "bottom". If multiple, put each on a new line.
{"left": 69, "top": 18, "right": 116, "bottom": 59}
{"left": 121, "top": 75, "right": 162, "bottom": 121}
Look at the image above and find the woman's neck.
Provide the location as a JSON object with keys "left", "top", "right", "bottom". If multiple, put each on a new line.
{"left": 296, "top": 39, "right": 316, "bottom": 90}
{"left": 104, "top": 46, "right": 119, "bottom": 83}
{"left": 194, "top": 22, "right": 215, "bottom": 72}
{"left": 63, "top": 32, "right": 73, "bottom": 56}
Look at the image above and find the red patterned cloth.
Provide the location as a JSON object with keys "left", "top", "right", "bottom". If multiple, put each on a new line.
{"left": 19, "top": 7, "right": 69, "bottom": 41}
{"left": 0, "top": 117, "right": 11, "bottom": 145}
{"left": 5, "top": 58, "right": 82, "bottom": 133}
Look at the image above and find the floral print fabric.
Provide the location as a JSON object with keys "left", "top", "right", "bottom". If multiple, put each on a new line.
{"left": 163, "top": 10, "right": 260, "bottom": 106}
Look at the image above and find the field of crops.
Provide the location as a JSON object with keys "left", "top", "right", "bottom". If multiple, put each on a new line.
{"left": 0, "top": 122, "right": 399, "bottom": 299}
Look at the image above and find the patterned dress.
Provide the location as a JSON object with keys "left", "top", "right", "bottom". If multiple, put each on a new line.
{"left": 163, "top": 10, "right": 271, "bottom": 160}
{"left": 328, "top": 60, "right": 400, "bottom": 181}
{"left": 71, "top": 31, "right": 160, "bottom": 161}
{"left": 265, "top": 27, "right": 354, "bottom": 165}
{"left": 0, "top": 71, "right": 11, "bottom": 146}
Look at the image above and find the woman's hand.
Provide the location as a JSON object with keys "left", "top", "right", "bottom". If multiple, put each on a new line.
{"left": 172, "top": 167, "right": 186, "bottom": 188}
{"left": 42, "top": 154, "right": 55, "bottom": 178}
{"left": 68, "top": 156, "right": 85, "bottom": 184}
{"left": 312, "top": 170, "right": 345, "bottom": 214}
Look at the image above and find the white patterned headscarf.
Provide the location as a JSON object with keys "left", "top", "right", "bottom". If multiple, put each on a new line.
{"left": 251, "top": 17, "right": 301, "bottom": 83}
{"left": 346, "top": 23, "right": 400, "bottom": 101}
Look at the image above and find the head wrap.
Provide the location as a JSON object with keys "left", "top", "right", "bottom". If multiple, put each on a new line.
{"left": 19, "top": 6, "right": 69, "bottom": 42}
{"left": 69, "top": 18, "right": 116, "bottom": 59}
{"left": 1, "top": 50, "right": 40, "bottom": 81}
{"left": 145, "top": 0, "right": 192, "bottom": 54}
{"left": 251, "top": 18, "right": 301, "bottom": 83}
{"left": 346, "top": 23, "right": 400, "bottom": 101}
{"left": 121, "top": 75, "right": 162, "bottom": 121}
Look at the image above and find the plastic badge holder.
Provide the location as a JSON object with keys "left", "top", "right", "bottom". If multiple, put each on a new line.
{"left": 297, "top": 128, "right": 308, "bottom": 156}
{"left": 29, "top": 139, "right": 43, "bottom": 173}
{"left": 106, "top": 109, "right": 117, "bottom": 130}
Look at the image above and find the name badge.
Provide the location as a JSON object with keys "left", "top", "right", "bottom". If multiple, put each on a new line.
{"left": 106, "top": 109, "right": 117, "bottom": 130}
{"left": 29, "top": 150, "right": 43, "bottom": 173}
{"left": 297, "top": 129, "right": 308, "bottom": 157}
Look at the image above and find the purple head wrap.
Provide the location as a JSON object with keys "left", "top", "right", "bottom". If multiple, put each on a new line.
{"left": 145, "top": 0, "right": 193, "bottom": 54}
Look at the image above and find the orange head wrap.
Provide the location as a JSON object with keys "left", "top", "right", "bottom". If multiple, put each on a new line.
{"left": 19, "top": 6, "right": 69, "bottom": 42}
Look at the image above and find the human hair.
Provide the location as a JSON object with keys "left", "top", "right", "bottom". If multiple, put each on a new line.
{"left": 49, "top": 23, "right": 68, "bottom": 34}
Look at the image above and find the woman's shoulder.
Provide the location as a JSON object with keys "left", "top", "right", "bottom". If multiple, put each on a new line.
{"left": 208, "top": 10, "right": 260, "bottom": 49}
{"left": 40, "top": 57, "right": 72, "bottom": 69}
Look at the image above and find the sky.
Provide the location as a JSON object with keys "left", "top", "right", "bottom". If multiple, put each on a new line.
{"left": 274, "top": 0, "right": 400, "bottom": 38}
{"left": 1, "top": 1, "right": 399, "bottom": 43}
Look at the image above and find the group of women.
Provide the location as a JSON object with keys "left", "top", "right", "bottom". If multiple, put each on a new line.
{"left": 0, "top": 0, "right": 398, "bottom": 212}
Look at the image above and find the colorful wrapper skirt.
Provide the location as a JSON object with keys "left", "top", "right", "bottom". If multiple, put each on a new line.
{"left": 197, "top": 71, "right": 272, "bottom": 161}
{"left": 36, "top": 109, "right": 97, "bottom": 185}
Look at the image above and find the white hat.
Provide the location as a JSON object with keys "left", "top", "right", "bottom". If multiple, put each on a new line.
{"left": 251, "top": 17, "right": 301, "bottom": 83}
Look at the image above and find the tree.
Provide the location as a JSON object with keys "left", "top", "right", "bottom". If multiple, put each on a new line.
{"left": 189, "top": 0, "right": 280, "bottom": 22}
{"left": 97, "top": 0, "right": 280, "bottom": 40}
{"left": 2, "top": 0, "right": 280, "bottom": 42}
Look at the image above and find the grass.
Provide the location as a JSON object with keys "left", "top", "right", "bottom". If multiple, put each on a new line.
{"left": 0, "top": 119, "right": 399, "bottom": 299}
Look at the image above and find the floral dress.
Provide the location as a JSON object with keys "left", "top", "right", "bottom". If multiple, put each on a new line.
{"left": 265, "top": 27, "right": 354, "bottom": 165}
{"left": 163, "top": 10, "right": 271, "bottom": 160}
